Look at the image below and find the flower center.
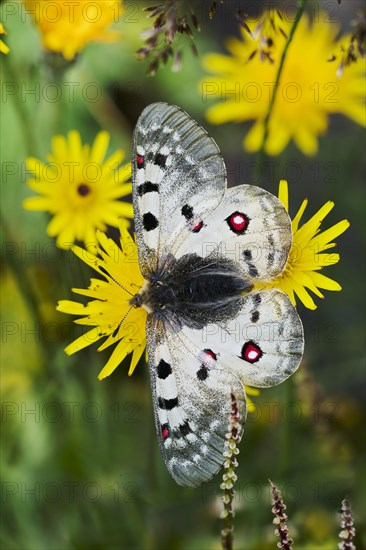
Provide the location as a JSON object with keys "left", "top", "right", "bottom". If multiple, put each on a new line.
{"left": 77, "top": 183, "right": 91, "bottom": 197}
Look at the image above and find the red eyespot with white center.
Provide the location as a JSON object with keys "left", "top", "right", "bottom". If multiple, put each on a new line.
{"left": 226, "top": 211, "right": 249, "bottom": 235}
{"left": 136, "top": 155, "right": 144, "bottom": 168}
{"left": 192, "top": 220, "right": 204, "bottom": 233}
{"left": 199, "top": 348, "right": 217, "bottom": 365}
{"left": 241, "top": 341, "right": 263, "bottom": 363}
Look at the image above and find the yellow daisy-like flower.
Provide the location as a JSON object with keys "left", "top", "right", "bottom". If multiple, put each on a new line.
{"left": 254, "top": 181, "right": 350, "bottom": 310}
{"left": 201, "top": 10, "right": 365, "bottom": 155}
{"left": 57, "top": 228, "right": 147, "bottom": 379}
{"left": 23, "top": 130, "right": 133, "bottom": 249}
{"left": 57, "top": 226, "right": 259, "bottom": 410}
{"left": 0, "top": 22, "right": 9, "bottom": 54}
{"left": 24, "top": 0, "right": 122, "bottom": 60}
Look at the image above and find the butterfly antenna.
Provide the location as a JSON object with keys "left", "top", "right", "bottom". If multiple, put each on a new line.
{"left": 99, "top": 265, "right": 134, "bottom": 296}
{"left": 112, "top": 305, "right": 134, "bottom": 338}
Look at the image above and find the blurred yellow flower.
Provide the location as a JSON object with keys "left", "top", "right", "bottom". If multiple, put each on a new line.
{"left": 254, "top": 180, "right": 350, "bottom": 310}
{"left": 57, "top": 228, "right": 147, "bottom": 379}
{"left": 244, "top": 386, "right": 259, "bottom": 413}
{"left": 24, "top": 0, "right": 122, "bottom": 60}
{"left": 23, "top": 130, "right": 133, "bottom": 249}
{"left": 202, "top": 10, "right": 366, "bottom": 156}
{"left": 0, "top": 22, "right": 9, "bottom": 54}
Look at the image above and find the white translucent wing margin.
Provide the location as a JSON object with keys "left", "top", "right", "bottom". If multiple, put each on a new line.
{"left": 173, "top": 185, "right": 292, "bottom": 280}
{"left": 177, "top": 289, "right": 304, "bottom": 389}
{"left": 146, "top": 315, "right": 247, "bottom": 487}
{"left": 132, "top": 103, "right": 227, "bottom": 276}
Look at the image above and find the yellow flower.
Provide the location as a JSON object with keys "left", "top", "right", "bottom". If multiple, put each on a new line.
{"left": 254, "top": 180, "right": 350, "bottom": 310}
{"left": 0, "top": 22, "right": 9, "bottom": 54}
{"left": 24, "top": 0, "right": 122, "bottom": 60}
{"left": 23, "top": 130, "right": 133, "bottom": 249}
{"left": 57, "top": 228, "right": 147, "bottom": 379}
{"left": 201, "top": 10, "right": 365, "bottom": 155}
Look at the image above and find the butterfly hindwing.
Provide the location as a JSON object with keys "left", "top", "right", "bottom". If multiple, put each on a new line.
{"left": 176, "top": 289, "right": 304, "bottom": 389}
{"left": 146, "top": 315, "right": 247, "bottom": 487}
{"left": 132, "top": 103, "right": 227, "bottom": 276}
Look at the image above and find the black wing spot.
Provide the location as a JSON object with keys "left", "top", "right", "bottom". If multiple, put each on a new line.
{"left": 182, "top": 204, "right": 194, "bottom": 220}
{"left": 154, "top": 153, "right": 167, "bottom": 168}
{"left": 251, "top": 310, "right": 260, "bottom": 323}
{"left": 157, "top": 359, "right": 172, "bottom": 379}
{"left": 143, "top": 212, "right": 159, "bottom": 231}
{"left": 248, "top": 263, "right": 259, "bottom": 278}
{"left": 197, "top": 365, "right": 208, "bottom": 381}
{"left": 179, "top": 421, "right": 192, "bottom": 436}
{"left": 243, "top": 249, "right": 252, "bottom": 260}
{"left": 138, "top": 182, "right": 159, "bottom": 196}
{"left": 268, "top": 251, "right": 275, "bottom": 265}
{"left": 253, "top": 294, "right": 262, "bottom": 307}
{"left": 158, "top": 397, "right": 178, "bottom": 410}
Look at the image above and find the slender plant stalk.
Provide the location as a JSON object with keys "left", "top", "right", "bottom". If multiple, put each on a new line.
{"left": 339, "top": 497, "right": 356, "bottom": 550}
{"left": 258, "top": 0, "right": 308, "bottom": 175}
{"left": 220, "top": 393, "right": 242, "bottom": 550}
{"left": 2, "top": 56, "right": 39, "bottom": 156}
{"left": 270, "top": 480, "right": 294, "bottom": 550}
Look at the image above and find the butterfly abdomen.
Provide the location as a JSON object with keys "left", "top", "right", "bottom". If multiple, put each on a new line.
{"left": 182, "top": 271, "right": 251, "bottom": 305}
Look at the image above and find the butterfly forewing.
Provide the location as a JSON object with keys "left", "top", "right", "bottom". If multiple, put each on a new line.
{"left": 146, "top": 315, "right": 247, "bottom": 487}
{"left": 132, "top": 103, "right": 227, "bottom": 277}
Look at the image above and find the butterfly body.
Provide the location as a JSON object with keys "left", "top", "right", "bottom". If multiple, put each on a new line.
{"left": 136, "top": 254, "right": 253, "bottom": 328}
{"left": 131, "top": 103, "right": 304, "bottom": 487}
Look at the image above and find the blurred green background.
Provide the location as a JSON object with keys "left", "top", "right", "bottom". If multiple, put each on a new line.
{"left": 1, "top": 1, "right": 365, "bottom": 549}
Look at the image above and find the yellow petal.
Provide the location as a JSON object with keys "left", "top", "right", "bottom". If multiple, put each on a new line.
{"left": 294, "top": 126, "right": 319, "bottom": 156}
{"left": 97, "top": 340, "right": 129, "bottom": 380}
{"left": 309, "top": 271, "right": 342, "bottom": 291}
{"left": 311, "top": 219, "right": 350, "bottom": 250}
{"left": 265, "top": 121, "right": 291, "bottom": 156}
{"left": 292, "top": 199, "right": 308, "bottom": 234}
{"left": 278, "top": 180, "right": 289, "bottom": 211}
{"left": 51, "top": 135, "right": 68, "bottom": 159}
{"left": 90, "top": 131, "right": 109, "bottom": 164}
{"left": 65, "top": 327, "right": 104, "bottom": 355}
{"left": 23, "top": 197, "right": 51, "bottom": 211}
{"left": 57, "top": 300, "right": 87, "bottom": 315}
{"left": 102, "top": 150, "right": 125, "bottom": 173}
{"left": 292, "top": 280, "right": 318, "bottom": 310}
{"left": 128, "top": 345, "right": 145, "bottom": 376}
{"left": 67, "top": 131, "right": 83, "bottom": 161}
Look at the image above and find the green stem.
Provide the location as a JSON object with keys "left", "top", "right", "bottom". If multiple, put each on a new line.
{"left": 1, "top": 56, "right": 38, "bottom": 156}
{"left": 258, "top": 0, "right": 308, "bottom": 179}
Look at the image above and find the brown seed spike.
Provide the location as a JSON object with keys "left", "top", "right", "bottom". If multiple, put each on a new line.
{"left": 270, "top": 480, "right": 293, "bottom": 550}
{"left": 339, "top": 497, "right": 356, "bottom": 550}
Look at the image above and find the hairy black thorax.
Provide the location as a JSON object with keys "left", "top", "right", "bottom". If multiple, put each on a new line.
{"left": 132, "top": 254, "right": 253, "bottom": 329}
